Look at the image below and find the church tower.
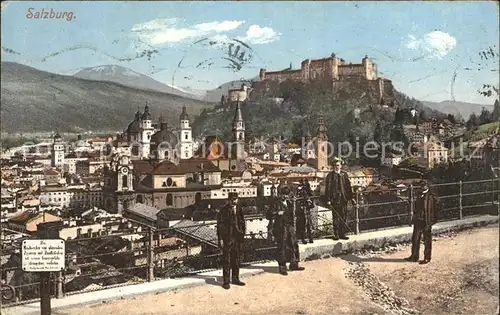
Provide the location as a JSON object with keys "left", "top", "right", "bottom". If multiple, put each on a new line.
{"left": 140, "top": 104, "right": 154, "bottom": 159}
{"left": 116, "top": 155, "right": 134, "bottom": 192}
{"left": 230, "top": 101, "right": 245, "bottom": 171}
{"left": 179, "top": 106, "right": 193, "bottom": 159}
{"left": 51, "top": 131, "right": 65, "bottom": 169}
{"left": 316, "top": 113, "right": 329, "bottom": 171}
{"left": 302, "top": 125, "right": 315, "bottom": 160}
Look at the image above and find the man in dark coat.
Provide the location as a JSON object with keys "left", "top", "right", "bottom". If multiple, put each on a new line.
{"left": 324, "top": 157, "right": 356, "bottom": 240}
{"left": 266, "top": 186, "right": 305, "bottom": 275}
{"left": 405, "top": 180, "right": 439, "bottom": 264}
{"left": 216, "top": 192, "right": 246, "bottom": 289}
{"left": 296, "top": 182, "right": 314, "bottom": 244}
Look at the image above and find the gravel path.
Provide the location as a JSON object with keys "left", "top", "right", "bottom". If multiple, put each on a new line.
{"left": 344, "top": 262, "right": 420, "bottom": 315}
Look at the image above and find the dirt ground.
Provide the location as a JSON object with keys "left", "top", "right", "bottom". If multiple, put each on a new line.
{"left": 366, "top": 227, "right": 499, "bottom": 315}
{"left": 62, "top": 226, "right": 499, "bottom": 315}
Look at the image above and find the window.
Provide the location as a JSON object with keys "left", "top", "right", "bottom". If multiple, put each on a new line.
{"left": 166, "top": 177, "right": 173, "bottom": 187}
{"left": 136, "top": 195, "right": 143, "bottom": 203}
{"left": 195, "top": 192, "right": 202, "bottom": 204}
{"left": 185, "top": 133, "right": 188, "bottom": 140}
{"left": 166, "top": 194, "right": 173, "bottom": 206}
{"left": 122, "top": 175, "right": 128, "bottom": 188}
{"left": 185, "top": 152, "right": 188, "bottom": 158}
{"left": 131, "top": 146, "right": 139, "bottom": 156}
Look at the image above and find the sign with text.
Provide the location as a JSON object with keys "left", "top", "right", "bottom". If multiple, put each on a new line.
{"left": 22, "top": 239, "right": 65, "bottom": 272}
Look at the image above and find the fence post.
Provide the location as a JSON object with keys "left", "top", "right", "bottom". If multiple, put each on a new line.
{"left": 292, "top": 195, "right": 297, "bottom": 231}
{"left": 409, "top": 184, "right": 414, "bottom": 226}
{"left": 492, "top": 178, "right": 496, "bottom": 206}
{"left": 459, "top": 180, "right": 463, "bottom": 219}
{"left": 147, "top": 227, "right": 154, "bottom": 282}
{"left": 355, "top": 190, "right": 360, "bottom": 235}
{"left": 497, "top": 176, "right": 500, "bottom": 214}
{"left": 55, "top": 271, "right": 63, "bottom": 298}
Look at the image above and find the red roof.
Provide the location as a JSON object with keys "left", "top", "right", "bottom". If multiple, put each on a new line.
{"left": 133, "top": 158, "right": 221, "bottom": 176}
{"left": 9, "top": 211, "right": 41, "bottom": 224}
{"left": 44, "top": 169, "right": 60, "bottom": 176}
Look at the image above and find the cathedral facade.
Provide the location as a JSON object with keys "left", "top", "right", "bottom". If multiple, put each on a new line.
{"left": 124, "top": 104, "right": 194, "bottom": 162}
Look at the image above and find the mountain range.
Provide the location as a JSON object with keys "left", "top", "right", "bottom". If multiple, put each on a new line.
{"left": 422, "top": 100, "right": 495, "bottom": 120}
{"left": 74, "top": 65, "right": 207, "bottom": 100}
{"left": 0, "top": 62, "right": 213, "bottom": 133}
{"left": 1, "top": 61, "right": 495, "bottom": 134}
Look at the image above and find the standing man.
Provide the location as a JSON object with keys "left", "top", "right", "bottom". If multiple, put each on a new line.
{"left": 324, "top": 157, "right": 356, "bottom": 240}
{"left": 267, "top": 186, "right": 305, "bottom": 275}
{"left": 296, "top": 182, "right": 314, "bottom": 244}
{"left": 216, "top": 192, "right": 246, "bottom": 289}
{"left": 405, "top": 180, "right": 439, "bottom": 264}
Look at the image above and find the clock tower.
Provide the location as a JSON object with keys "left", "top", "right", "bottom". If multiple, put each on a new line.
{"left": 117, "top": 155, "right": 133, "bottom": 192}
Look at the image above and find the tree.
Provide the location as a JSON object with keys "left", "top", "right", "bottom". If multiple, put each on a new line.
{"left": 374, "top": 121, "right": 383, "bottom": 143}
{"left": 466, "top": 113, "right": 479, "bottom": 130}
{"left": 390, "top": 123, "right": 408, "bottom": 144}
{"left": 470, "top": 46, "right": 499, "bottom": 98}
{"left": 419, "top": 110, "right": 428, "bottom": 122}
{"left": 446, "top": 114, "right": 457, "bottom": 124}
{"left": 479, "top": 107, "right": 492, "bottom": 125}
{"left": 492, "top": 99, "right": 500, "bottom": 121}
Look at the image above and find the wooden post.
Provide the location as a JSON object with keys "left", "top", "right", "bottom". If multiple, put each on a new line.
{"left": 492, "top": 178, "right": 496, "bottom": 205}
{"left": 38, "top": 230, "right": 51, "bottom": 315}
{"left": 355, "top": 190, "right": 360, "bottom": 235}
{"left": 409, "top": 185, "right": 414, "bottom": 226}
{"left": 56, "top": 271, "right": 63, "bottom": 299}
{"left": 459, "top": 181, "right": 463, "bottom": 219}
{"left": 40, "top": 272, "right": 51, "bottom": 315}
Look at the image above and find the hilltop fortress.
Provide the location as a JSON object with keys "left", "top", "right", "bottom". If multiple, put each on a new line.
{"left": 227, "top": 54, "right": 395, "bottom": 105}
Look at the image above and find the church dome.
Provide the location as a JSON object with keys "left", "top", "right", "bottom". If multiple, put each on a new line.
{"left": 151, "top": 123, "right": 178, "bottom": 147}
{"left": 127, "top": 119, "right": 140, "bottom": 134}
{"left": 141, "top": 104, "right": 152, "bottom": 120}
{"left": 179, "top": 105, "right": 189, "bottom": 121}
{"left": 127, "top": 110, "right": 141, "bottom": 134}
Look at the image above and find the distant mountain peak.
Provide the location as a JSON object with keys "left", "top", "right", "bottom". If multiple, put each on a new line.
{"left": 79, "top": 65, "right": 142, "bottom": 78}
{"left": 74, "top": 65, "right": 206, "bottom": 100}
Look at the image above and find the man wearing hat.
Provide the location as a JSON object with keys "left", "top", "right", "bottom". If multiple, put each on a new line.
{"left": 267, "top": 185, "right": 305, "bottom": 275}
{"left": 324, "top": 157, "right": 356, "bottom": 240}
{"left": 216, "top": 192, "right": 246, "bottom": 289}
{"left": 405, "top": 180, "right": 439, "bottom": 264}
{"left": 296, "top": 181, "right": 315, "bottom": 244}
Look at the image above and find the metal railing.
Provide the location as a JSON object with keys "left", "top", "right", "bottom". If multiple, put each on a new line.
{"left": 1, "top": 178, "right": 498, "bottom": 307}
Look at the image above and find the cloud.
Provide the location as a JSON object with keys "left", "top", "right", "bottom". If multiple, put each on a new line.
{"left": 406, "top": 31, "right": 456, "bottom": 59}
{"left": 236, "top": 25, "right": 281, "bottom": 45}
{"left": 131, "top": 18, "right": 245, "bottom": 46}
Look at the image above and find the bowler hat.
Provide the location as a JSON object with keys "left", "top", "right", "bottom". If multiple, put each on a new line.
{"left": 332, "top": 157, "right": 343, "bottom": 164}
{"left": 228, "top": 192, "right": 239, "bottom": 199}
{"left": 280, "top": 186, "right": 291, "bottom": 195}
